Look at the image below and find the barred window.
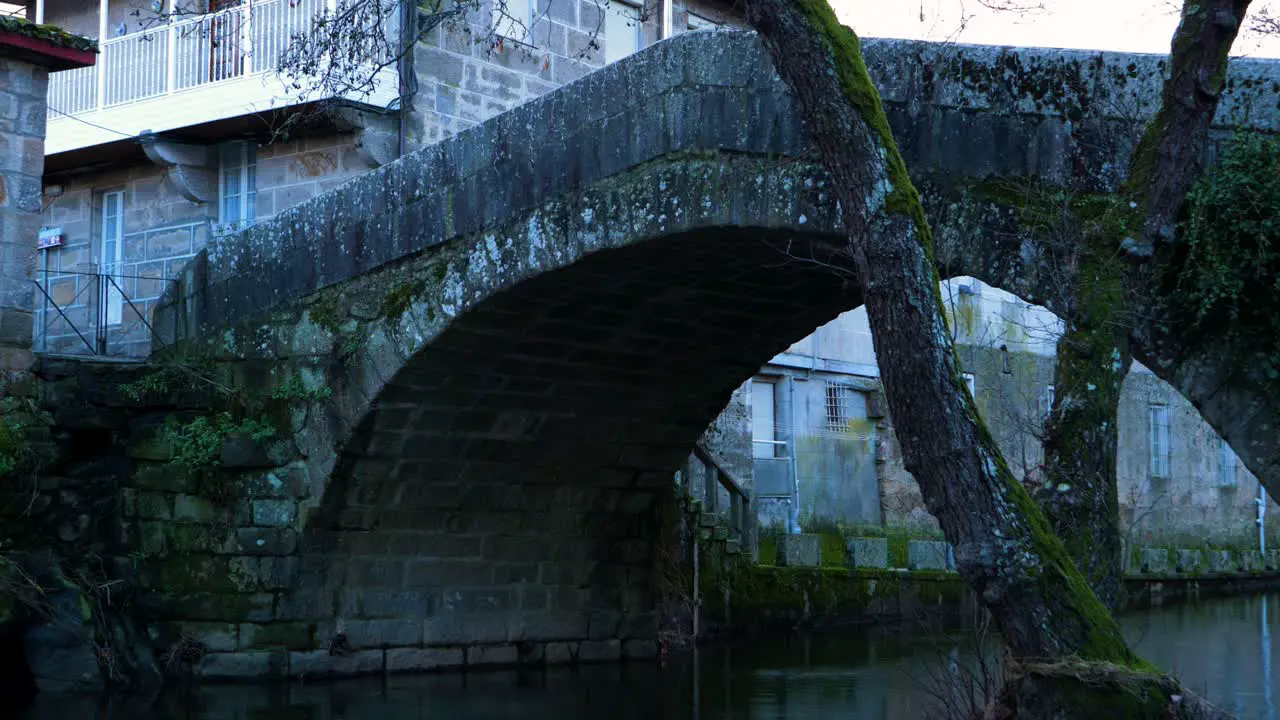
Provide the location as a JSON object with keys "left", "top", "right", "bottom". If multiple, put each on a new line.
{"left": 1148, "top": 404, "right": 1170, "bottom": 479}
{"left": 1220, "top": 439, "right": 1238, "bottom": 488}
{"left": 825, "top": 382, "right": 849, "bottom": 432}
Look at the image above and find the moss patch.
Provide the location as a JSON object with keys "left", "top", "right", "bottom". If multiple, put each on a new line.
{"left": 0, "top": 17, "right": 96, "bottom": 53}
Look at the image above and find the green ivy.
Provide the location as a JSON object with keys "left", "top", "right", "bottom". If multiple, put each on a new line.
{"left": 161, "top": 413, "right": 276, "bottom": 472}
{"left": 1173, "top": 132, "right": 1280, "bottom": 373}
{"left": 269, "top": 373, "right": 332, "bottom": 402}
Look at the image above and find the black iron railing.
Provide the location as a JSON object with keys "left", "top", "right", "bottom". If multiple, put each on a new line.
{"left": 32, "top": 270, "right": 177, "bottom": 357}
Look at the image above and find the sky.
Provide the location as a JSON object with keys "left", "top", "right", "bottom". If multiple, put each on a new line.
{"left": 834, "top": 0, "right": 1280, "bottom": 57}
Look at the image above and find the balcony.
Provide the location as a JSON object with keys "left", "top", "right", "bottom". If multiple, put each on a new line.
{"left": 44, "top": 0, "right": 399, "bottom": 156}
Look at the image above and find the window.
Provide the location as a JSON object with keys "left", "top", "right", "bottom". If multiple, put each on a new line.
{"left": 1220, "top": 439, "right": 1238, "bottom": 488}
{"left": 1148, "top": 404, "right": 1170, "bottom": 479}
{"left": 962, "top": 372, "right": 976, "bottom": 397}
{"left": 494, "top": 0, "right": 532, "bottom": 40}
{"left": 751, "top": 378, "right": 778, "bottom": 459}
{"left": 604, "top": 0, "right": 642, "bottom": 64}
{"left": 219, "top": 142, "right": 257, "bottom": 228}
{"left": 100, "top": 190, "right": 125, "bottom": 326}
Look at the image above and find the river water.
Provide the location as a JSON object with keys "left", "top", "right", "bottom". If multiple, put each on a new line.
{"left": 18, "top": 593, "right": 1280, "bottom": 720}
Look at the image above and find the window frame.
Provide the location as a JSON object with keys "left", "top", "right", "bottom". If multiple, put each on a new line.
{"left": 218, "top": 141, "right": 257, "bottom": 229}
{"left": 99, "top": 189, "right": 126, "bottom": 326}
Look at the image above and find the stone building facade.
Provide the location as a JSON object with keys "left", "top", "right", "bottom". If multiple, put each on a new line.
{"left": 745, "top": 277, "right": 1280, "bottom": 549}
{"left": 31, "top": 0, "right": 739, "bottom": 357}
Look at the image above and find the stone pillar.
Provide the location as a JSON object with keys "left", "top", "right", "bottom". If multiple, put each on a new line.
{"left": 0, "top": 22, "right": 95, "bottom": 375}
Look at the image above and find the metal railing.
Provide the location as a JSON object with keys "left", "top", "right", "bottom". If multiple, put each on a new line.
{"left": 48, "top": 0, "right": 330, "bottom": 116}
{"left": 32, "top": 270, "right": 176, "bottom": 358}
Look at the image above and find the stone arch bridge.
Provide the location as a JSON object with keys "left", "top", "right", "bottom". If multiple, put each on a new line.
{"left": 132, "top": 31, "right": 1280, "bottom": 675}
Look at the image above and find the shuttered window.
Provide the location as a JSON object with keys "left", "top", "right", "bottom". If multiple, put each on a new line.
{"left": 604, "top": 0, "right": 642, "bottom": 64}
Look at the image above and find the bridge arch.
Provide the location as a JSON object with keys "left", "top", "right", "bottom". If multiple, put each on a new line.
{"left": 275, "top": 176, "right": 859, "bottom": 662}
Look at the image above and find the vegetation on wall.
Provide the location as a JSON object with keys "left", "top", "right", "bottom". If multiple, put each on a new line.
{"left": 1165, "top": 131, "right": 1280, "bottom": 376}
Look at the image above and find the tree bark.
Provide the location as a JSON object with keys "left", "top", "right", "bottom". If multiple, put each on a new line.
{"left": 1039, "top": 321, "right": 1130, "bottom": 612}
{"left": 1036, "top": 238, "right": 1132, "bottom": 612}
{"left": 742, "top": 0, "right": 1135, "bottom": 665}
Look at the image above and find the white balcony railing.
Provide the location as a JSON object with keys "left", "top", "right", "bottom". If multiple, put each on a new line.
{"left": 48, "top": 0, "right": 330, "bottom": 118}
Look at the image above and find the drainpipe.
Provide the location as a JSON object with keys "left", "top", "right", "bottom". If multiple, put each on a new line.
{"left": 1258, "top": 485, "right": 1268, "bottom": 556}
{"left": 787, "top": 375, "right": 801, "bottom": 534}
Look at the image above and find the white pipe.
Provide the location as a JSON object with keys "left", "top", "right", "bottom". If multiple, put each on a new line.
{"left": 787, "top": 375, "right": 801, "bottom": 534}
{"left": 660, "top": 0, "right": 673, "bottom": 39}
{"left": 34, "top": 0, "right": 44, "bottom": 24}
{"left": 1259, "top": 485, "right": 1268, "bottom": 556}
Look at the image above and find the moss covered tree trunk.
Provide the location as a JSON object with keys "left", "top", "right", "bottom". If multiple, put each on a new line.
{"left": 742, "top": 0, "right": 1246, "bottom": 715}
{"left": 1038, "top": 267, "right": 1131, "bottom": 612}
{"left": 742, "top": 0, "right": 1138, "bottom": 665}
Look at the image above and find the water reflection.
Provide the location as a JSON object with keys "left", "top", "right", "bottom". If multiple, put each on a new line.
{"left": 18, "top": 593, "right": 1280, "bottom": 720}
{"left": 1124, "top": 593, "right": 1280, "bottom": 720}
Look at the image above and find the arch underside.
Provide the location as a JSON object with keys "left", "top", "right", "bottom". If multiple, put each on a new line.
{"left": 286, "top": 228, "right": 859, "bottom": 659}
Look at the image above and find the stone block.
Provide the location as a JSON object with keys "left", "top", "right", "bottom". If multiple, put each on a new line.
{"left": 424, "top": 612, "right": 508, "bottom": 645}
{"left": 622, "top": 639, "right": 657, "bottom": 659}
{"left": 1268, "top": 550, "right": 1280, "bottom": 570}
{"left": 199, "top": 650, "right": 286, "bottom": 679}
{"left": 1241, "top": 550, "right": 1265, "bottom": 572}
{"left": 545, "top": 641, "right": 576, "bottom": 664}
{"left": 234, "top": 528, "right": 298, "bottom": 556}
{"left": 173, "top": 494, "right": 219, "bottom": 524}
{"left": 775, "top": 533, "right": 820, "bottom": 567}
{"left": 466, "top": 643, "right": 518, "bottom": 666}
{"left": 578, "top": 638, "right": 622, "bottom": 662}
{"left": 1139, "top": 548, "right": 1170, "bottom": 574}
{"left": 171, "top": 622, "right": 238, "bottom": 652}
{"left": 342, "top": 618, "right": 422, "bottom": 649}
{"left": 136, "top": 492, "right": 173, "bottom": 520}
{"left": 289, "top": 649, "right": 384, "bottom": 677}
{"left": 1174, "top": 549, "right": 1203, "bottom": 574}
{"left": 386, "top": 647, "right": 464, "bottom": 673}
{"left": 239, "top": 622, "right": 315, "bottom": 650}
{"left": 1208, "top": 550, "right": 1235, "bottom": 573}
{"left": 846, "top": 537, "right": 888, "bottom": 569}
{"left": 908, "top": 541, "right": 951, "bottom": 571}
{"left": 252, "top": 499, "right": 298, "bottom": 528}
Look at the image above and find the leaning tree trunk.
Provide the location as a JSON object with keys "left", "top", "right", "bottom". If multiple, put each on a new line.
{"left": 742, "top": 0, "right": 1242, "bottom": 716}
{"left": 1038, "top": 275, "right": 1131, "bottom": 612}
{"left": 743, "top": 0, "right": 1132, "bottom": 667}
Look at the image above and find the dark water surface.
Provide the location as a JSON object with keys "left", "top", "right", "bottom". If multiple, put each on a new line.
{"left": 19, "top": 593, "right": 1280, "bottom": 720}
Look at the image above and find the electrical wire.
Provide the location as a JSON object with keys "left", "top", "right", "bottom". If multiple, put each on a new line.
{"left": 46, "top": 105, "right": 136, "bottom": 139}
